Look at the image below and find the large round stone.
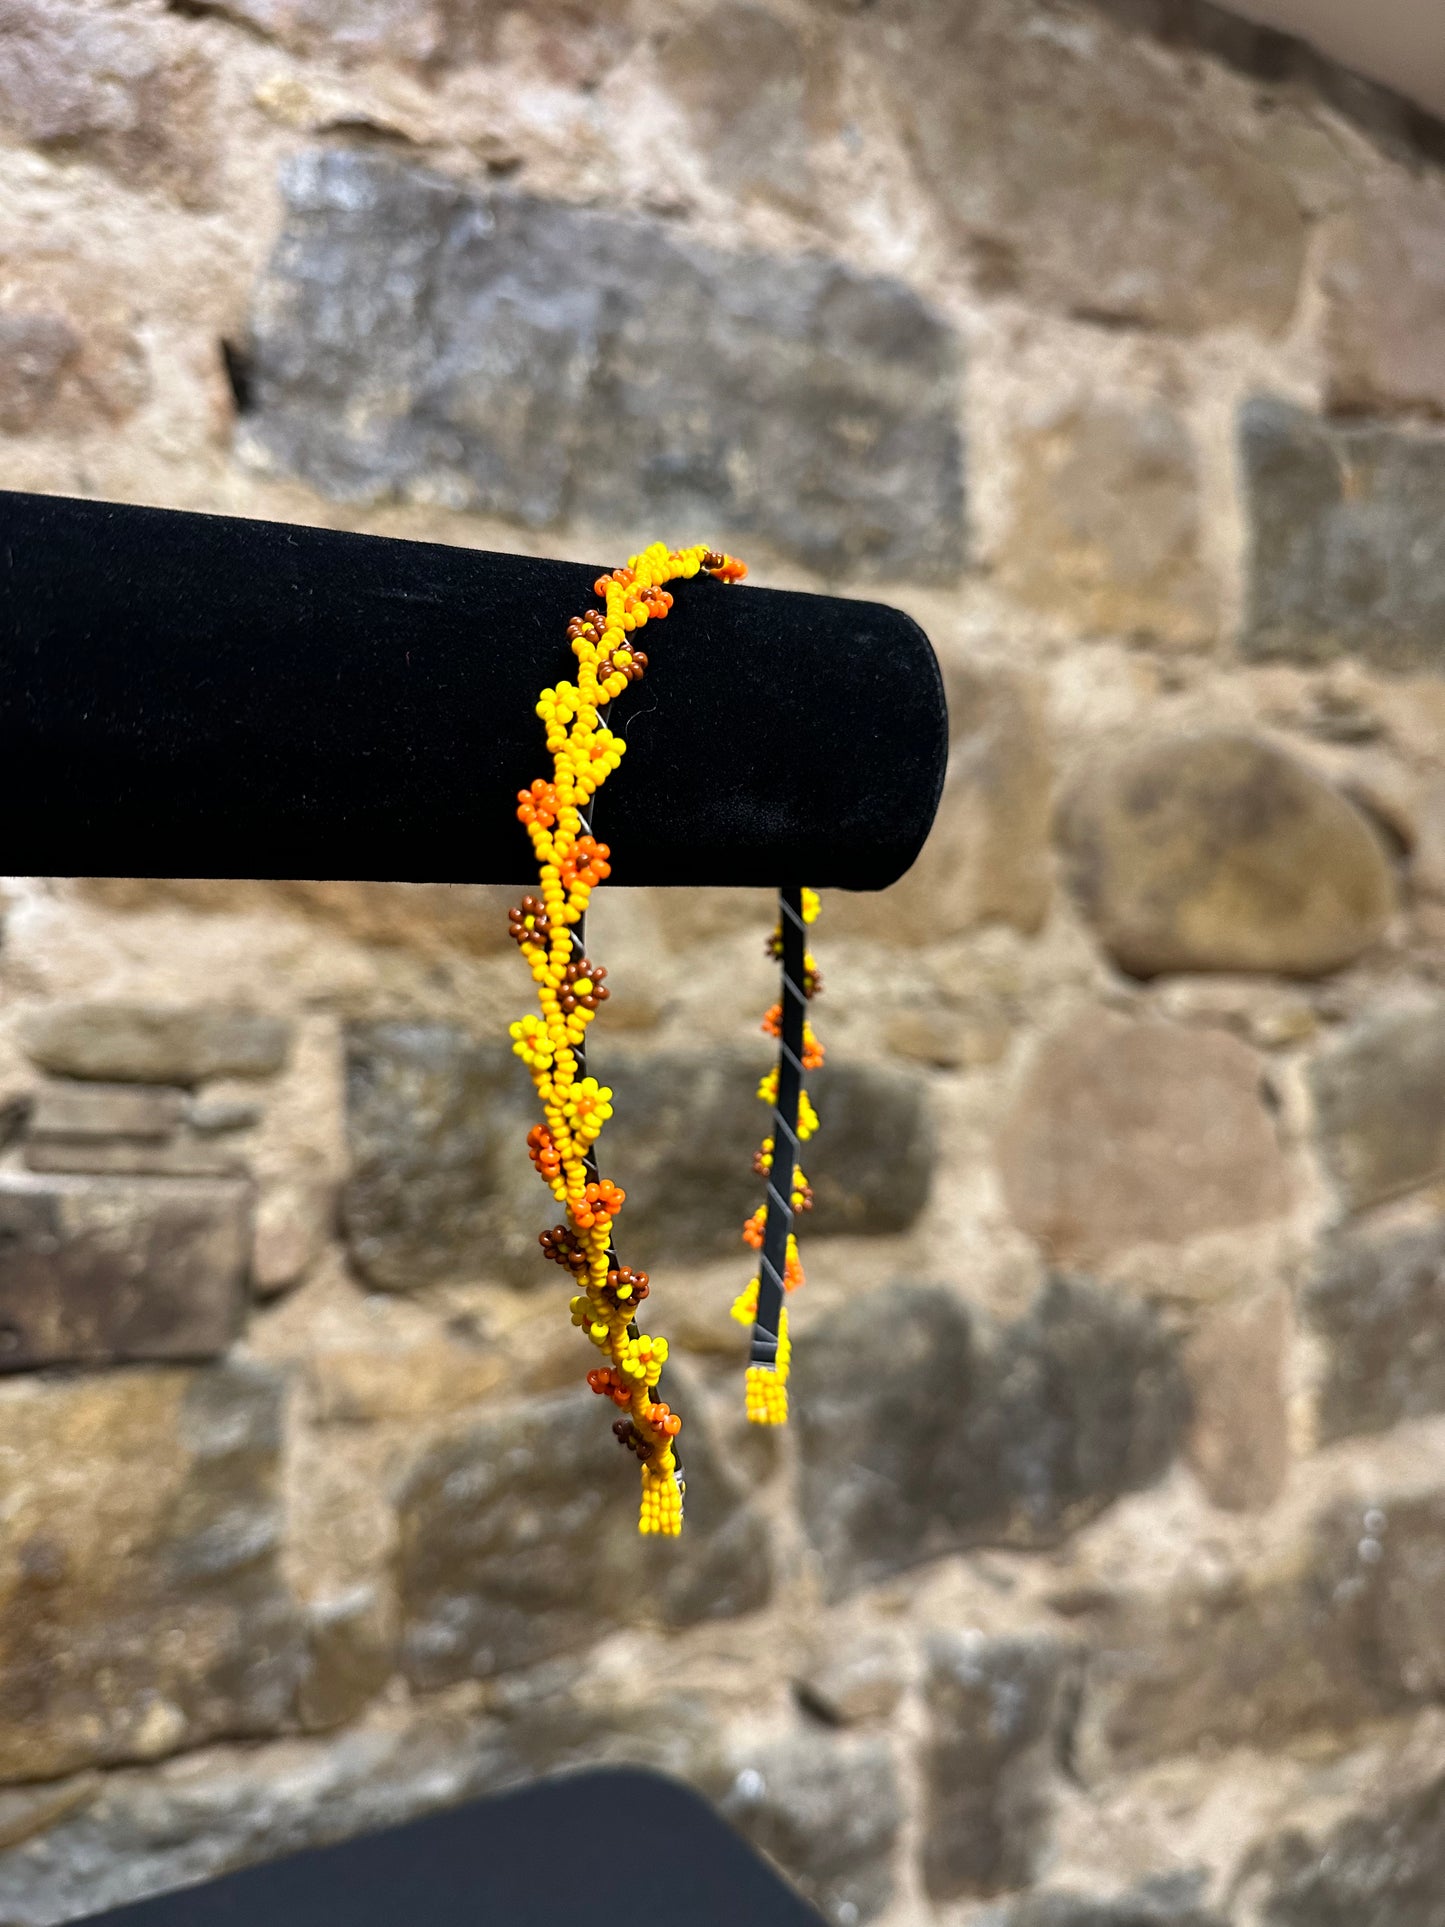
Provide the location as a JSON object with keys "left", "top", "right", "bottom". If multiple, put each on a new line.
{"left": 1059, "top": 731, "right": 1396, "bottom": 978}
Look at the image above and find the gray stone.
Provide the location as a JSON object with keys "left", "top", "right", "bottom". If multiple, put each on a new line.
{"left": 1240, "top": 396, "right": 1445, "bottom": 671}
{"left": 0, "top": 1688, "right": 720, "bottom": 1924}
{"left": 921, "top": 1633, "right": 1075, "bottom": 1901}
{"left": 978, "top": 1879, "right": 1226, "bottom": 1927}
{"left": 0, "top": 1171, "right": 251, "bottom": 1371}
{"left": 1059, "top": 733, "right": 1395, "bottom": 980}
{"left": 794, "top": 1277, "right": 1187, "bottom": 1598}
{"left": 246, "top": 149, "right": 964, "bottom": 582}
{"left": 22, "top": 1004, "right": 292, "bottom": 1086}
{"left": 0, "top": 1362, "right": 302, "bottom": 1780}
{"left": 1077, "top": 1489, "right": 1445, "bottom": 1773}
{"left": 609, "top": 1051, "right": 934, "bottom": 1259}
{"left": 343, "top": 1025, "right": 932, "bottom": 1289}
{"left": 397, "top": 1375, "right": 771, "bottom": 1687}
{"left": 0, "top": 1, "right": 216, "bottom": 205}
{"left": 1311, "top": 1004, "right": 1445, "bottom": 1212}
{"left": 885, "top": 0, "right": 1306, "bottom": 334}
{"left": 1258, "top": 1767, "right": 1445, "bottom": 1927}
{"left": 1305, "top": 1223, "right": 1445, "bottom": 1442}
{"left": 996, "top": 1014, "right": 1291, "bottom": 1269}
{"left": 342, "top": 1024, "right": 550, "bottom": 1291}
{"left": 717, "top": 1731, "right": 900, "bottom": 1926}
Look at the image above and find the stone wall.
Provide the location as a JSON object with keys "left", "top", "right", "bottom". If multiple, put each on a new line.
{"left": 3, "top": 2, "right": 1445, "bottom": 1923}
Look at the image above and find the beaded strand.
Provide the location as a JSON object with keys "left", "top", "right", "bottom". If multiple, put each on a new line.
{"left": 510, "top": 540, "right": 746, "bottom": 1536}
{"left": 732, "top": 886, "right": 823, "bottom": 1423}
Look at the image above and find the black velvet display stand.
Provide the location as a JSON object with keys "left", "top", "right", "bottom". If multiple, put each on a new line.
{"left": 76, "top": 1772, "right": 824, "bottom": 1925}
{"left": 0, "top": 491, "right": 947, "bottom": 890}
{"left": 3, "top": 489, "right": 942, "bottom": 1925}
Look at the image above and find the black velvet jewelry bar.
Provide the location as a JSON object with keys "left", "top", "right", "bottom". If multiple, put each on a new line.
{"left": 0, "top": 491, "right": 947, "bottom": 889}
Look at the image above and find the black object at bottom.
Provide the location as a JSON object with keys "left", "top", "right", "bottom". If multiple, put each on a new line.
{"left": 76, "top": 1769, "right": 822, "bottom": 1926}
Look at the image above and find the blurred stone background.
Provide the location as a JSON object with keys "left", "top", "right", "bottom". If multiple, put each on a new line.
{"left": 2, "top": 1, "right": 1445, "bottom": 1922}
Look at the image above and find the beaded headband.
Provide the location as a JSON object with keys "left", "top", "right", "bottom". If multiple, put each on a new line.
{"left": 508, "top": 542, "right": 823, "bottom": 1536}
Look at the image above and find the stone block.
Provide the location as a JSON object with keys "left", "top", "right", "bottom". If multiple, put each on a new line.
{"left": 246, "top": 149, "right": 965, "bottom": 581}
{"left": 1184, "top": 1291, "right": 1290, "bottom": 1512}
{"left": 1255, "top": 1763, "right": 1445, "bottom": 1927}
{"left": 0, "top": 254, "right": 148, "bottom": 436}
{"left": 29, "top": 1083, "right": 185, "bottom": 1141}
{"left": 342, "top": 1025, "right": 933, "bottom": 1289}
{"left": 298, "top": 1584, "right": 394, "bottom": 1733}
{"left": 0, "top": 2, "right": 217, "bottom": 204}
{"left": 22, "top": 1004, "right": 292, "bottom": 1086}
{"left": 978, "top": 1882, "right": 1227, "bottom": 1927}
{"left": 657, "top": 4, "right": 840, "bottom": 213}
{"left": 794, "top": 1277, "right": 1186, "bottom": 1598}
{"left": 1240, "top": 396, "right": 1445, "bottom": 671}
{"left": 1311, "top": 1004, "right": 1445, "bottom": 1211}
{"left": 1322, "top": 173, "right": 1445, "bottom": 418}
{"left": 1059, "top": 732, "right": 1395, "bottom": 979}
{"left": 829, "top": 662, "right": 1051, "bottom": 944}
{"left": 0, "top": 1171, "right": 251, "bottom": 1371}
{"left": 1077, "top": 1488, "right": 1445, "bottom": 1774}
{"left": 0, "top": 1362, "right": 302, "bottom": 1780}
{"left": 396, "top": 1376, "right": 771, "bottom": 1687}
{"left": 76, "top": 877, "right": 518, "bottom": 960}
{"left": 1305, "top": 1222, "right": 1445, "bottom": 1442}
{"left": 717, "top": 1731, "right": 900, "bottom": 1926}
{"left": 996, "top": 1013, "right": 1291, "bottom": 1269}
{"left": 884, "top": 0, "right": 1306, "bottom": 333}
{"left": 921, "top": 1632, "right": 1075, "bottom": 1901}
{"left": 1000, "top": 396, "right": 1215, "bottom": 646}
{"left": 794, "top": 1633, "right": 905, "bottom": 1727}
{"left": 180, "top": 0, "right": 630, "bottom": 68}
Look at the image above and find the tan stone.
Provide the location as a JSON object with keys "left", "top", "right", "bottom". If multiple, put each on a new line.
{"left": 1322, "top": 172, "right": 1445, "bottom": 418}
{"left": 185, "top": 0, "right": 631, "bottom": 72}
{"left": 308, "top": 1342, "right": 507, "bottom": 1424}
{"left": 996, "top": 1013, "right": 1291, "bottom": 1268}
{"left": 72, "top": 878, "right": 517, "bottom": 960}
{"left": 23, "top": 1004, "right": 292, "bottom": 1085}
{"left": 1000, "top": 396, "right": 1215, "bottom": 646}
{"left": 0, "top": 255, "right": 148, "bottom": 436}
{"left": 883, "top": 0, "right": 1307, "bottom": 333}
{"left": 1059, "top": 732, "right": 1396, "bottom": 979}
{"left": 1412, "top": 780, "right": 1445, "bottom": 902}
{"left": 0, "top": 3, "right": 217, "bottom": 205}
{"left": 1184, "top": 1290, "right": 1291, "bottom": 1513}
{"left": 0, "top": 1364, "right": 301, "bottom": 1779}
{"left": 830, "top": 661, "right": 1051, "bottom": 945}
{"left": 656, "top": 4, "right": 840, "bottom": 213}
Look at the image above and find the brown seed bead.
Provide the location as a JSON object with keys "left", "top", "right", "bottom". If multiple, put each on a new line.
{"left": 508, "top": 894, "right": 551, "bottom": 948}
{"left": 558, "top": 957, "right": 610, "bottom": 1016}
{"left": 605, "top": 1264, "right": 650, "bottom": 1308}
{"left": 796, "top": 1182, "right": 814, "bottom": 1213}
{"left": 539, "top": 1225, "right": 587, "bottom": 1273}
